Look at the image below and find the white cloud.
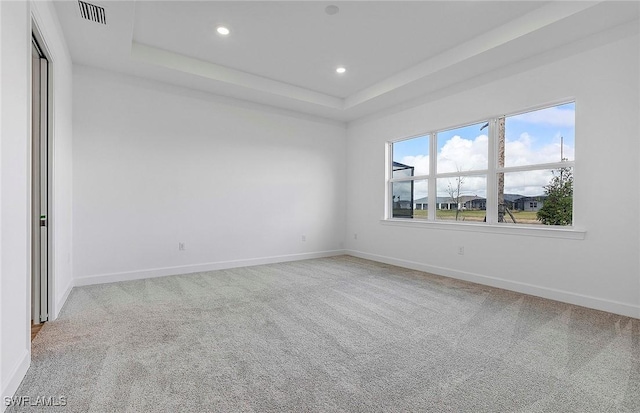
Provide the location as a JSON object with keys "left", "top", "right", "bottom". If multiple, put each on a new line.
{"left": 433, "top": 134, "right": 488, "bottom": 197}
{"left": 437, "top": 134, "right": 488, "bottom": 173}
{"left": 503, "top": 169, "right": 554, "bottom": 196}
{"left": 399, "top": 154, "right": 429, "bottom": 176}
{"left": 505, "top": 132, "right": 574, "bottom": 167}
{"left": 510, "top": 106, "right": 575, "bottom": 127}
{"left": 413, "top": 180, "right": 428, "bottom": 199}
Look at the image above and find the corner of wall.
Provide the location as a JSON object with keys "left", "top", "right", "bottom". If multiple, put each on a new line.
{"left": 51, "top": 277, "right": 73, "bottom": 320}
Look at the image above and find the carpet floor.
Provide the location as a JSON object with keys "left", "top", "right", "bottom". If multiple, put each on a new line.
{"left": 9, "top": 256, "right": 640, "bottom": 412}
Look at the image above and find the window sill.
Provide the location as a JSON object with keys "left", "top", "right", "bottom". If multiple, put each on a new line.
{"left": 380, "top": 219, "right": 586, "bottom": 240}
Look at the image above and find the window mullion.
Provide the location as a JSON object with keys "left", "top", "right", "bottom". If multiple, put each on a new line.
{"left": 390, "top": 174, "right": 430, "bottom": 182}
{"left": 435, "top": 170, "right": 489, "bottom": 179}
{"left": 499, "top": 161, "right": 575, "bottom": 174}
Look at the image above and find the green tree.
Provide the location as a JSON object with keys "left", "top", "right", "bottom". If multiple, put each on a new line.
{"left": 537, "top": 166, "right": 573, "bottom": 225}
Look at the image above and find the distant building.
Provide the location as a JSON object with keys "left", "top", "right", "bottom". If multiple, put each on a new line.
{"left": 409, "top": 194, "right": 547, "bottom": 213}
{"left": 413, "top": 196, "right": 485, "bottom": 211}
{"left": 513, "top": 196, "right": 546, "bottom": 212}
{"left": 503, "top": 194, "right": 522, "bottom": 210}
{"left": 466, "top": 197, "right": 486, "bottom": 210}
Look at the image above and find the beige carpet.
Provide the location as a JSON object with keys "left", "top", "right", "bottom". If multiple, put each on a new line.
{"left": 9, "top": 256, "right": 640, "bottom": 412}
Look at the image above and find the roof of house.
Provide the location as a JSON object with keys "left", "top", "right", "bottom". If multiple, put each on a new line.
{"left": 413, "top": 196, "right": 484, "bottom": 204}
{"left": 392, "top": 161, "right": 413, "bottom": 169}
{"left": 513, "top": 195, "right": 547, "bottom": 202}
{"left": 412, "top": 194, "right": 547, "bottom": 204}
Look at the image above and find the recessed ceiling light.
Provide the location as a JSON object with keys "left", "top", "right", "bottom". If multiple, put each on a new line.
{"left": 325, "top": 5, "right": 339, "bottom": 15}
{"left": 217, "top": 26, "right": 230, "bottom": 36}
{"left": 336, "top": 67, "right": 346, "bottom": 74}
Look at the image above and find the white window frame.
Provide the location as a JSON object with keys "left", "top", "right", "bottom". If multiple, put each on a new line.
{"left": 384, "top": 101, "right": 583, "bottom": 239}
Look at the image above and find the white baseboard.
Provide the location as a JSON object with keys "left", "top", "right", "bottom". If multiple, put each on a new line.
{"left": 346, "top": 250, "right": 640, "bottom": 319}
{"left": 1, "top": 349, "right": 30, "bottom": 413}
{"left": 74, "top": 250, "right": 347, "bottom": 287}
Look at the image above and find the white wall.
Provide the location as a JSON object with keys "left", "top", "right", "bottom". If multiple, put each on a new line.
{"left": 0, "top": 1, "right": 73, "bottom": 408}
{"left": 0, "top": 2, "right": 30, "bottom": 408}
{"left": 72, "top": 66, "right": 346, "bottom": 284}
{"left": 346, "top": 30, "right": 640, "bottom": 318}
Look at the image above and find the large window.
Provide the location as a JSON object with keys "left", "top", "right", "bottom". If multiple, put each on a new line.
{"left": 387, "top": 102, "right": 575, "bottom": 226}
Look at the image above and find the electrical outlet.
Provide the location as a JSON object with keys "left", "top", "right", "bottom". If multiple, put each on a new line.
{"left": 354, "top": 233, "right": 358, "bottom": 240}
{"left": 458, "top": 246, "right": 464, "bottom": 255}
{"left": 301, "top": 235, "right": 306, "bottom": 242}
{"left": 179, "top": 242, "right": 186, "bottom": 251}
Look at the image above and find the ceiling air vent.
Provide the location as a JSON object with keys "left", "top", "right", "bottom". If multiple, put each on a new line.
{"left": 78, "top": 1, "right": 106, "bottom": 25}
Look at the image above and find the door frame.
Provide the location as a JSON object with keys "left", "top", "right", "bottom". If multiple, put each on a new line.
{"left": 30, "top": 20, "right": 53, "bottom": 325}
